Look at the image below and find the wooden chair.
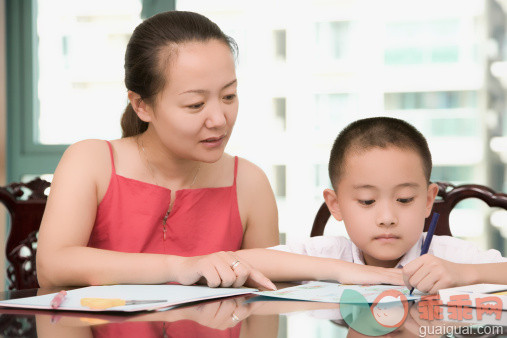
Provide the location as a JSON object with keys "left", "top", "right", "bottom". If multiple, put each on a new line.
{"left": 0, "top": 178, "right": 50, "bottom": 290}
{"left": 311, "top": 182, "right": 507, "bottom": 237}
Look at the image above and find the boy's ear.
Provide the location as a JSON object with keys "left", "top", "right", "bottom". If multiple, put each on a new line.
{"left": 323, "top": 188, "right": 343, "bottom": 221}
{"left": 128, "top": 90, "right": 153, "bottom": 123}
{"left": 425, "top": 183, "right": 439, "bottom": 217}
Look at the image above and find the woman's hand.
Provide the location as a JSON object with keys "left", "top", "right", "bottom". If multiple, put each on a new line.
{"left": 336, "top": 262, "right": 404, "bottom": 286}
{"left": 175, "top": 251, "right": 277, "bottom": 290}
{"left": 402, "top": 254, "right": 472, "bottom": 294}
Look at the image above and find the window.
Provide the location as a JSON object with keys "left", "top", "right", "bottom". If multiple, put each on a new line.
{"left": 315, "top": 93, "right": 358, "bottom": 131}
{"left": 384, "top": 19, "right": 473, "bottom": 65}
{"left": 273, "top": 30, "right": 286, "bottom": 61}
{"left": 273, "top": 97, "right": 286, "bottom": 132}
{"left": 315, "top": 21, "right": 353, "bottom": 61}
{"left": 384, "top": 91, "right": 480, "bottom": 137}
{"left": 432, "top": 165, "right": 476, "bottom": 184}
{"left": 36, "top": 0, "right": 142, "bottom": 144}
{"left": 385, "top": 91, "right": 478, "bottom": 110}
{"left": 314, "top": 163, "right": 330, "bottom": 198}
{"left": 272, "top": 165, "right": 286, "bottom": 198}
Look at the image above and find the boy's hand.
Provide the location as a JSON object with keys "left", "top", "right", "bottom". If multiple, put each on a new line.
{"left": 402, "top": 254, "right": 472, "bottom": 294}
{"left": 337, "top": 262, "right": 404, "bottom": 285}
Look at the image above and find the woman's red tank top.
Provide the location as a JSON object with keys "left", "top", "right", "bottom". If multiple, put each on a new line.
{"left": 88, "top": 141, "right": 243, "bottom": 338}
{"left": 87, "top": 141, "right": 244, "bottom": 255}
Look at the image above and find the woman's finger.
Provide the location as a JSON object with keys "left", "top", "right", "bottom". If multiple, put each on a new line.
{"left": 201, "top": 264, "right": 222, "bottom": 288}
{"left": 212, "top": 299, "right": 237, "bottom": 329}
{"left": 231, "top": 298, "right": 251, "bottom": 320}
{"left": 246, "top": 269, "right": 277, "bottom": 291}
{"left": 231, "top": 261, "right": 250, "bottom": 288}
{"left": 234, "top": 259, "right": 268, "bottom": 289}
{"left": 215, "top": 265, "right": 237, "bottom": 288}
{"left": 211, "top": 255, "right": 239, "bottom": 287}
{"left": 222, "top": 298, "right": 250, "bottom": 328}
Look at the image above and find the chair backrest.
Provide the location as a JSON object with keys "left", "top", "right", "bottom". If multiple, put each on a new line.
{"left": 311, "top": 181, "right": 507, "bottom": 237}
{"left": 0, "top": 178, "right": 50, "bottom": 290}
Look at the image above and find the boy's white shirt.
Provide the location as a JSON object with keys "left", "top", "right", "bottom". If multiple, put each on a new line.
{"left": 270, "top": 233, "right": 507, "bottom": 267}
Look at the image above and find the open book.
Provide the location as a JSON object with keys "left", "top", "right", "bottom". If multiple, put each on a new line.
{"left": 254, "top": 281, "right": 422, "bottom": 303}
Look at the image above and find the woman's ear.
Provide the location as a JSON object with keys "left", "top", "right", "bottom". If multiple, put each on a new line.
{"left": 323, "top": 188, "right": 343, "bottom": 221}
{"left": 425, "top": 183, "right": 439, "bottom": 217}
{"left": 128, "top": 91, "right": 152, "bottom": 123}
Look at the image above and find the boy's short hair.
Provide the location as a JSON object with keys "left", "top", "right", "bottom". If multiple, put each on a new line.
{"left": 328, "top": 117, "right": 432, "bottom": 188}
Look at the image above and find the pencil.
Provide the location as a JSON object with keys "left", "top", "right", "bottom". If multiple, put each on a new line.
{"left": 409, "top": 212, "right": 440, "bottom": 295}
{"left": 50, "top": 290, "right": 67, "bottom": 309}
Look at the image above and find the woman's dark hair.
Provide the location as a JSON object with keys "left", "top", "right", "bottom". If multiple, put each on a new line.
{"left": 121, "top": 11, "right": 238, "bottom": 137}
{"left": 328, "top": 117, "right": 432, "bottom": 188}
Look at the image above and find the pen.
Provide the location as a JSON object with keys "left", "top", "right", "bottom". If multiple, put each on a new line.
{"left": 50, "top": 290, "right": 67, "bottom": 309}
{"left": 410, "top": 212, "right": 439, "bottom": 295}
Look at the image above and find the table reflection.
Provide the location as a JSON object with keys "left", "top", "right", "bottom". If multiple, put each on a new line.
{"left": 0, "top": 286, "right": 505, "bottom": 337}
{"left": 36, "top": 295, "right": 272, "bottom": 338}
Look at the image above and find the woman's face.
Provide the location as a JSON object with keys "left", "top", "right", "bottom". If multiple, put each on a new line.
{"left": 148, "top": 39, "right": 238, "bottom": 163}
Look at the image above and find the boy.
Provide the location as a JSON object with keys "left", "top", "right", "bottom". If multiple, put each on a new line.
{"left": 236, "top": 117, "right": 507, "bottom": 293}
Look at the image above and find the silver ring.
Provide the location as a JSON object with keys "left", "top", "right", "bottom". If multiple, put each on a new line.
{"left": 231, "top": 260, "right": 240, "bottom": 270}
{"left": 231, "top": 313, "right": 240, "bottom": 322}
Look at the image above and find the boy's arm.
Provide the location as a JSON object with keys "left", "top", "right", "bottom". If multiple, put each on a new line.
{"left": 235, "top": 248, "right": 404, "bottom": 285}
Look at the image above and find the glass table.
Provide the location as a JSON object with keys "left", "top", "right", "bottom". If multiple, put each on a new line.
{"left": 0, "top": 284, "right": 505, "bottom": 337}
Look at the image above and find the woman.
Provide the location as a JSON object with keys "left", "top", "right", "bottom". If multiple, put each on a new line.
{"left": 36, "top": 11, "right": 278, "bottom": 290}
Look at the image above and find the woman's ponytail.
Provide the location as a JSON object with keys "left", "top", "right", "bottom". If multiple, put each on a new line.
{"left": 120, "top": 103, "right": 148, "bottom": 138}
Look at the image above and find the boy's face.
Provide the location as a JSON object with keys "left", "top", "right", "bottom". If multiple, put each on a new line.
{"left": 324, "top": 146, "right": 438, "bottom": 268}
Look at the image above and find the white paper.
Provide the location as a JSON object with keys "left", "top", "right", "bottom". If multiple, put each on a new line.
{"left": 0, "top": 284, "right": 258, "bottom": 312}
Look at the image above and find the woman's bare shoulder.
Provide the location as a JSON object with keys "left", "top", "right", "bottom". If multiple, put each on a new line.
{"left": 234, "top": 157, "right": 275, "bottom": 205}
{"left": 236, "top": 156, "right": 269, "bottom": 183}
{"left": 60, "top": 139, "right": 111, "bottom": 166}
{"left": 55, "top": 139, "right": 113, "bottom": 183}
{"left": 205, "top": 154, "right": 267, "bottom": 188}
{"left": 65, "top": 138, "right": 112, "bottom": 152}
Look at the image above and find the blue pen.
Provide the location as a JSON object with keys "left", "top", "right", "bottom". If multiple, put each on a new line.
{"left": 409, "top": 212, "right": 439, "bottom": 295}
